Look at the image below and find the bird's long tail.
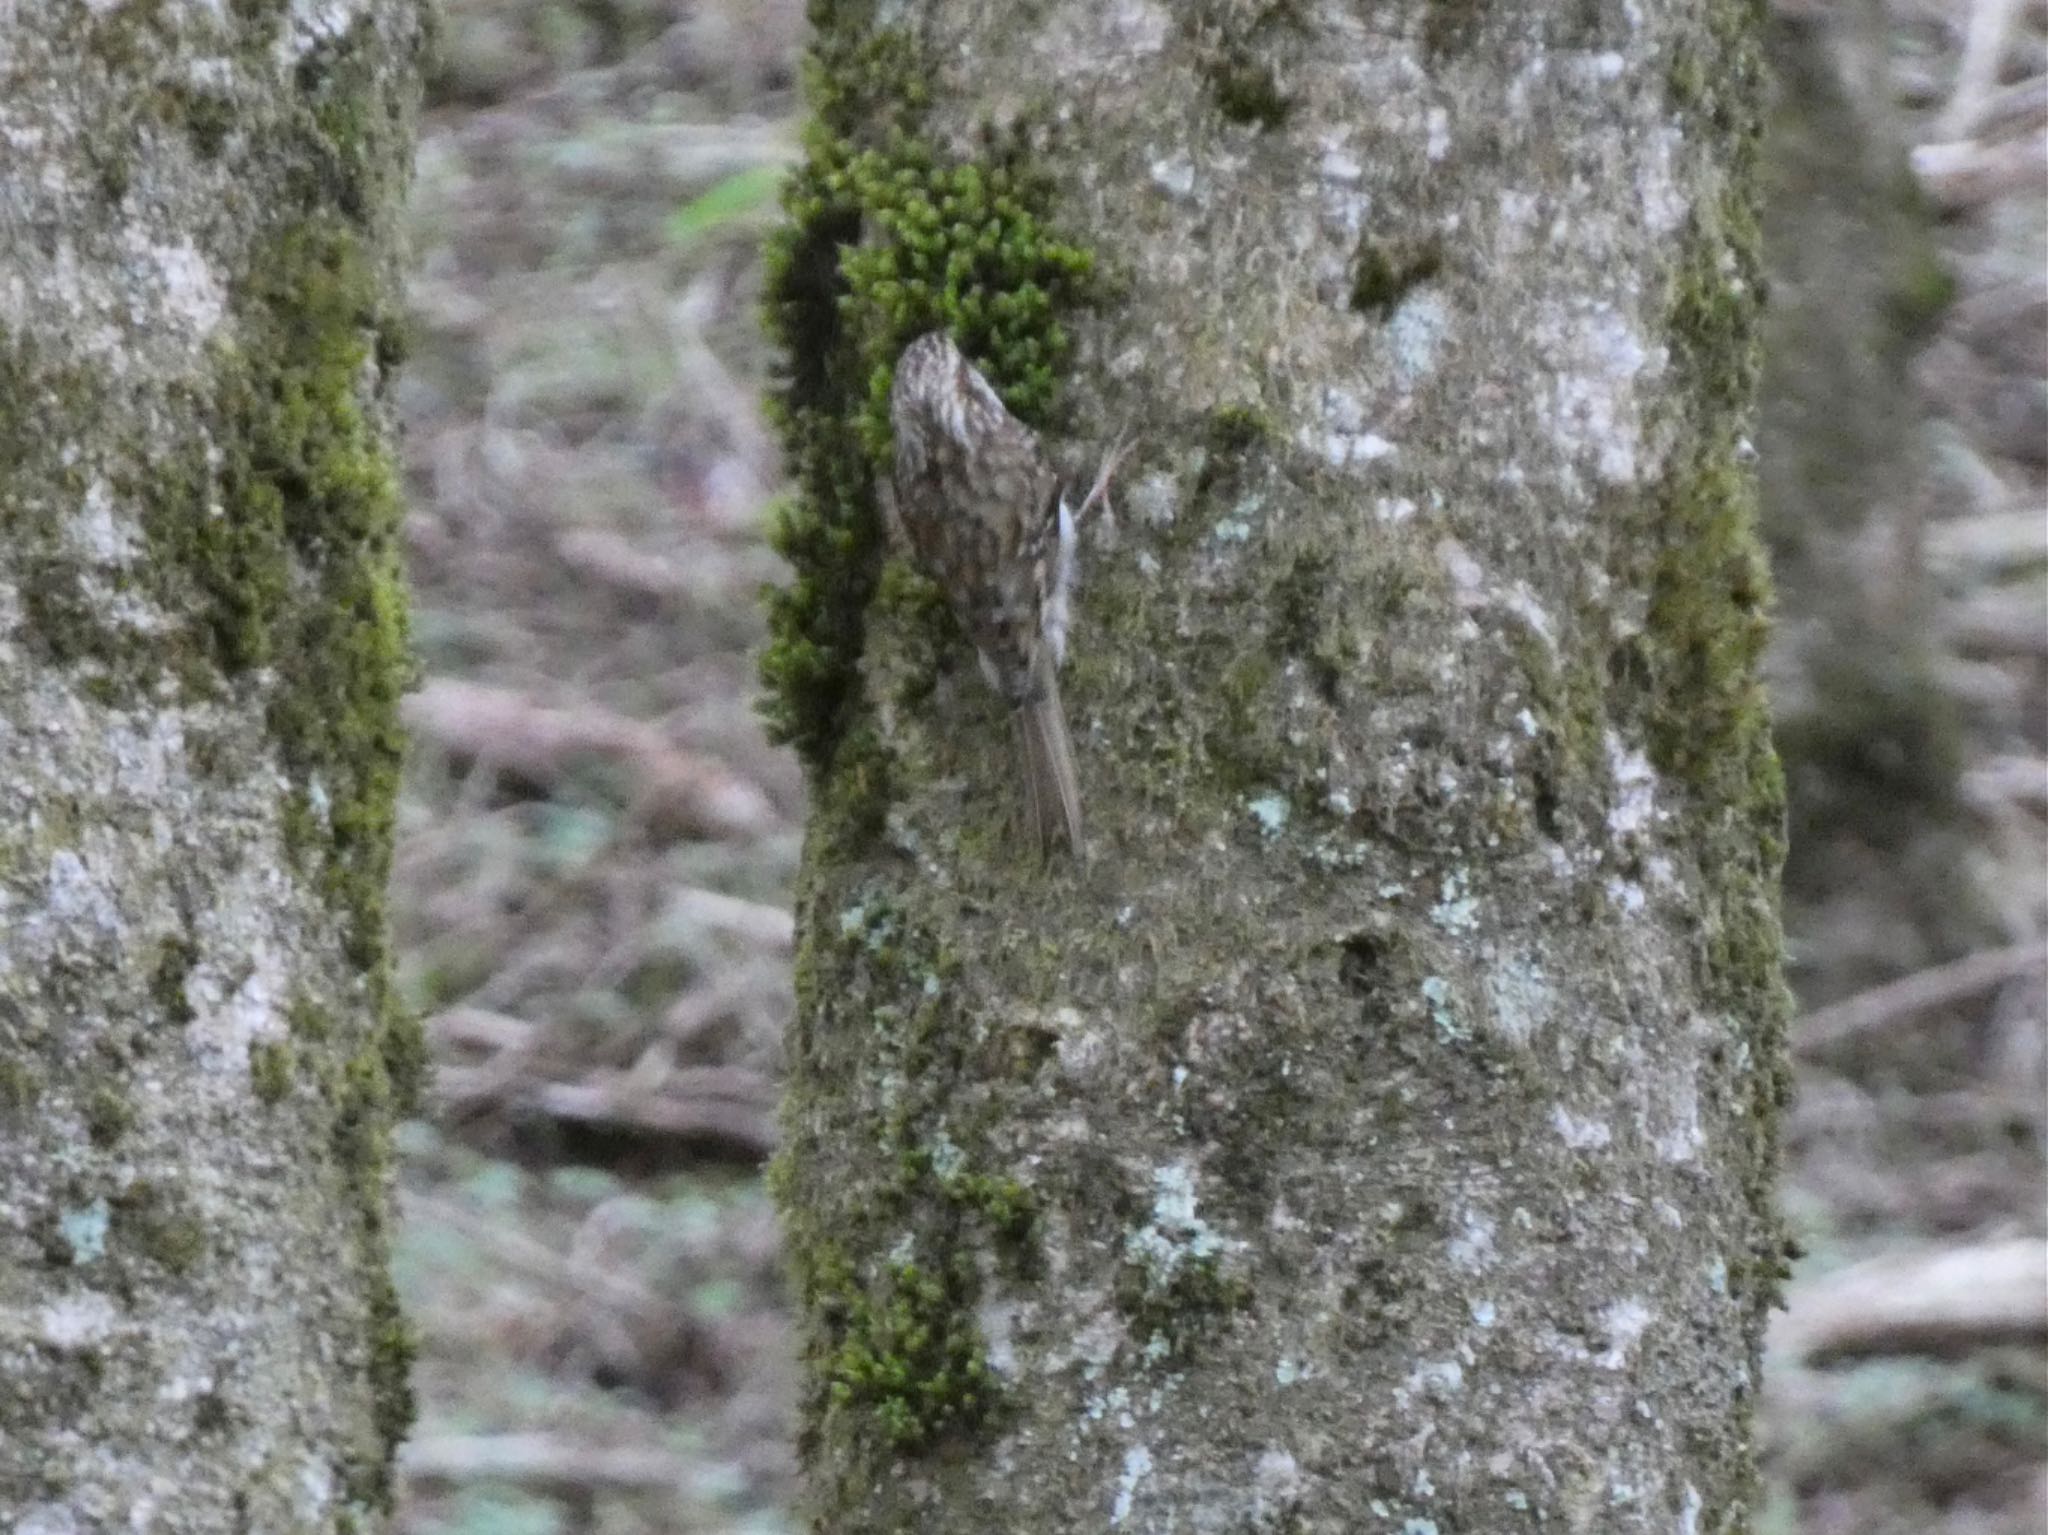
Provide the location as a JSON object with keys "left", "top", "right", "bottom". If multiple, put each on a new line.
{"left": 1016, "top": 657, "right": 1083, "bottom": 857}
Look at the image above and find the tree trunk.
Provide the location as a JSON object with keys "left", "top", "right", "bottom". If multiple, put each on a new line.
{"left": 1758, "top": 10, "right": 1984, "bottom": 1002}
{"left": 766, "top": 3, "right": 1789, "bottom": 1531}
{"left": 1, "top": 5, "right": 424, "bottom": 1529}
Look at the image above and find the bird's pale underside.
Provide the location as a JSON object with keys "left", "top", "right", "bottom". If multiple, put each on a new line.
{"left": 888, "top": 331, "right": 1084, "bottom": 855}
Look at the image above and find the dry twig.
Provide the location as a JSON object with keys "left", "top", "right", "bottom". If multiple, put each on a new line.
{"left": 1797, "top": 940, "right": 2048, "bottom": 1056}
{"left": 1769, "top": 1238, "right": 2048, "bottom": 1366}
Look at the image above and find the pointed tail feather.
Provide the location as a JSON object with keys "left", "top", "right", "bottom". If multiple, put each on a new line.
{"left": 1016, "top": 664, "right": 1082, "bottom": 856}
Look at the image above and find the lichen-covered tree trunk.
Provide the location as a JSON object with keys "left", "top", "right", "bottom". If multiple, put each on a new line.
{"left": 767, "top": 3, "right": 1790, "bottom": 1530}
{"left": 0, "top": 5, "right": 423, "bottom": 1529}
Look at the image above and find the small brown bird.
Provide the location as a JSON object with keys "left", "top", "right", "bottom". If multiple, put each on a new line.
{"left": 888, "top": 332, "right": 1124, "bottom": 855}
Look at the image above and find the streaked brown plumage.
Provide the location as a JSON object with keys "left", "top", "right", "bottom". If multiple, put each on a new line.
{"left": 889, "top": 331, "right": 1083, "bottom": 854}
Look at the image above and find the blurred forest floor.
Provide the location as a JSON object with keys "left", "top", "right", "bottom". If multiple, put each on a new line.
{"left": 383, "top": 4, "right": 2048, "bottom": 1533}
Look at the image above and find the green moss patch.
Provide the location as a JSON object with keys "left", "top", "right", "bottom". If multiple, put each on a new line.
{"left": 1350, "top": 235, "right": 1444, "bottom": 318}
{"left": 758, "top": 16, "right": 1095, "bottom": 778}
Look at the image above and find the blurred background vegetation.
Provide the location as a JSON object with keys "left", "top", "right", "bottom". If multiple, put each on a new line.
{"left": 383, "top": 3, "right": 2046, "bottom": 1532}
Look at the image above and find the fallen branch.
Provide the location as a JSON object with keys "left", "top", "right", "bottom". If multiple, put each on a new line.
{"left": 1911, "top": 132, "right": 2048, "bottom": 212}
{"left": 662, "top": 886, "right": 795, "bottom": 952}
{"left": 528, "top": 1071, "right": 779, "bottom": 1159}
{"left": 403, "top": 677, "right": 777, "bottom": 837}
{"left": 1796, "top": 940, "right": 2047, "bottom": 1057}
{"left": 400, "top": 1432, "right": 692, "bottom": 1494}
{"left": 1961, "top": 754, "right": 2048, "bottom": 815}
{"left": 1769, "top": 1238, "right": 2048, "bottom": 1366}
{"left": 400, "top": 1189, "right": 667, "bottom": 1324}
{"left": 1933, "top": 0, "right": 2022, "bottom": 141}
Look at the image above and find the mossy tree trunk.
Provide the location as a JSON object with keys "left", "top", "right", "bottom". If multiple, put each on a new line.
{"left": 767, "top": 2, "right": 1790, "bottom": 1530}
{"left": 1, "top": 5, "right": 424, "bottom": 1529}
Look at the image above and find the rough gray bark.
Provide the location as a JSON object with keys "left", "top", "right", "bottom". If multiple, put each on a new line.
{"left": 769, "top": 2, "right": 1789, "bottom": 1531}
{"left": 0, "top": 3, "right": 424, "bottom": 1529}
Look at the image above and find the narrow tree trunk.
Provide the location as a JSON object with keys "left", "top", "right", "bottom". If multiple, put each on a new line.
{"left": 1, "top": 5, "right": 423, "bottom": 1529}
{"left": 767, "top": 3, "right": 1789, "bottom": 1530}
{"left": 1759, "top": 10, "right": 1983, "bottom": 998}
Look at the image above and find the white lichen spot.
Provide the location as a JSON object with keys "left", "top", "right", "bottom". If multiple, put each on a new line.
{"left": 1484, "top": 960, "right": 1553, "bottom": 1045}
{"left": 59, "top": 1200, "right": 109, "bottom": 1264}
{"left": 45, "top": 850, "right": 122, "bottom": 937}
{"left": 1376, "top": 496, "right": 1417, "bottom": 525}
{"left": 1638, "top": 126, "right": 1686, "bottom": 234}
{"left": 1320, "top": 430, "right": 1398, "bottom": 469}
{"left": 1500, "top": 582, "right": 1556, "bottom": 651}
{"left": 1129, "top": 471, "right": 1178, "bottom": 528}
{"left": 1448, "top": 1208, "right": 1496, "bottom": 1272}
{"left": 1471, "top": 1298, "right": 1498, "bottom": 1328}
{"left": 1606, "top": 733, "right": 1658, "bottom": 836}
{"left": 1653, "top": 1075, "right": 1702, "bottom": 1163}
{"left": 1405, "top": 1517, "right": 1442, "bottom": 1535}
{"left": 1706, "top": 1257, "right": 1728, "bottom": 1295}
{"left": 290, "top": 0, "right": 367, "bottom": 56}
{"left": 1126, "top": 1161, "right": 1234, "bottom": 1281}
{"left": 206, "top": 935, "right": 292, "bottom": 1060}
{"left": 1275, "top": 1356, "right": 1302, "bottom": 1385}
{"left": 1320, "top": 145, "right": 1363, "bottom": 183}
{"left": 1323, "top": 386, "right": 1367, "bottom": 432}
{"left": 1551, "top": 1106, "right": 1612, "bottom": 1150}
{"left": 1606, "top": 875, "right": 1648, "bottom": 915}
{"left": 295, "top": 1453, "right": 336, "bottom": 1520}
{"left": 1254, "top": 1449, "right": 1304, "bottom": 1520}
{"left": 148, "top": 238, "right": 225, "bottom": 337}
{"left": 1591, "top": 51, "right": 1626, "bottom": 80}
{"left": 1149, "top": 152, "right": 1196, "bottom": 198}
{"left": 1389, "top": 291, "right": 1451, "bottom": 386}
{"left": 1247, "top": 795, "right": 1290, "bottom": 836}
{"left": 1106, "top": 0, "right": 1170, "bottom": 52}
{"left": 1397, "top": 1358, "right": 1465, "bottom": 1408}
{"left": 1496, "top": 188, "right": 1540, "bottom": 256}
{"left": 980, "top": 1298, "right": 1018, "bottom": 1375}
{"left": 1436, "top": 539, "right": 1485, "bottom": 601}
{"left": 1112, "top": 1443, "right": 1152, "bottom": 1524}
{"left": 1212, "top": 517, "right": 1253, "bottom": 544}
{"left": 1550, "top": 302, "right": 1654, "bottom": 486}
{"left": 927, "top": 1132, "right": 965, "bottom": 1180}
{"left": 1073, "top": 1309, "right": 1124, "bottom": 1379}
{"left": 1056, "top": 1012, "right": 1108, "bottom": 1079}
{"left": 42, "top": 1290, "right": 117, "bottom": 1350}
{"left": 1679, "top": 1483, "right": 1702, "bottom": 1535}
{"left": 1421, "top": 975, "right": 1461, "bottom": 1040}
{"left": 1515, "top": 708, "right": 1538, "bottom": 737}
{"left": 1430, "top": 870, "right": 1479, "bottom": 933}
{"left": 1597, "top": 1298, "right": 1653, "bottom": 1369}
{"left": 67, "top": 477, "right": 134, "bottom": 565}
{"left": 1425, "top": 106, "right": 1450, "bottom": 161}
